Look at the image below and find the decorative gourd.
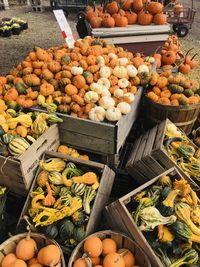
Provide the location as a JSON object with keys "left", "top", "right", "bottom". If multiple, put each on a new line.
{"left": 118, "top": 249, "right": 135, "bottom": 267}
{"left": 114, "top": 89, "right": 124, "bottom": 98}
{"left": 84, "top": 236, "right": 103, "bottom": 257}
{"left": 118, "top": 78, "right": 129, "bottom": 88}
{"left": 102, "top": 239, "right": 117, "bottom": 256}
{"left": 103, "top": 253, "right": 125, "bottom": 267}
{"left": 37, "top": 245, "right": 61, "bottom": 266}
{"left": 90, "top": 83, "right": 103, "bottom": 94}
{"left": 65, "top": 84, "right": 78, "bottom": 96}
{"left": 16, "top": 125, "right": 28, "bottom": 138}
{"left": 45, "top": 224, "right": 58, "bottom": 239}
{"left": 73, "top": 227, "right": 86, "bottom": 242}
{"left": 12, "top": 259, "right": 27, "bottom": 267}
{"left": 4, "top": 88, "right": 19, "bottom": 101}
{"left": 89, "top": 106, "right": 106, "bottom": 122}
{"left": 40, "top": 83, "right": 54, "bottom": 97}
{"left": 99, "top": 96, "right": 115, "bottom": 109}
{"left": 1, "top": 253, "right": 17, "bottom": 267}
{"left": 23, "top": 74, "right": 41, "bottom": 86}
{"left": 84, "top": 91, "right": 99, "bottom": 103}
{"left": 126, "top": 65, "right": 137, "bottom": 77}
{"left": 97, "top": 78, "right": 110, "bottom": 89}
{"left": 137, "top": 64, "right": 149, "bottom": 73}
{"left": 117, "top": 58, "right": 129, "bottom": 66}
{"left": 9, "top": 137, "right": 30, "bottom": 156}
{"left": 72, "top": 211, "right": 87, "bottom": 226}
{"left": 169, "top": 84, "right": 184, "bottom": 94}
{"left": 113, "top": 66, "right": 127, "bottom": 79}
{"left": 162, "top": 51, "right": 177, "bottom": 65}
{"left": 99, "top": 66, "right": 111, "bottom": 78}
{"left": 117, "top": 102, "right": 131, "bottom": 114}
{"left": 72, "top": 75, "right": 86, "bottom": 89}
{"left": 73, "top": 258, "right": 87, "bottom": 267}
{"left": 39, "top": 158, "right": 66, "bottom": 172}
{"left": 48, "top": 171, "right": 63, "bottom": 185}
{"left": 59, "top": 219, "right": 75, "bottom": 239}
{"left": 106, "top": 107, "right": 122, "bottom": 121}
{"left": 71, "top": 66, "right": 83, "bottom": 75}
{"left": 36, "top": 170, "right": 49, "bottom": 187}
{"left": 71, "top": 183, "right": 86, "bottom": 196}
{"left": 16, "top": 233, "right": 37, "bottom": 261}
{"left": 123, "top": 93, "right": 135, "bottom": 103}
{"left": 96, "top": 56, "right": 105, "bottom": 67}
{"left": 2, "top": 133, "right": 14, "bottom": 144}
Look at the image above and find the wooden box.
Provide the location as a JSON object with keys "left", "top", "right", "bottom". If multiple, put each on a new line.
{"left": 17, "top": 151, "right": 115, "bottom": 253}
{"left": 105, "top": 167, "right": 200, "bottom": 267}
{"left": 0, "top": 124, "right": 59, "bottom": 196}
{"left": 126, "top": 118, "right": 199, "bottom": 186}
{"left": 58, "top": 87, "right": 143, "bottom": 155}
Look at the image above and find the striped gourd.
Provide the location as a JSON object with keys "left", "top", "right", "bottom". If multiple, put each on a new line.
{"left": 2, "top": 133, "right": 14, "bottom": 144}
{"left": 48, "top": 171, "right": 63, "bottom": 185}
{"left": 71, "top": 183, "right": 86, "bottom": 196}
{"left": 8, "top": 137, "right": 30, "bottom": 156}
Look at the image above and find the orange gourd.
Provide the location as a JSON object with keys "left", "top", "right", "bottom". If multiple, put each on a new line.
{"left": 121, "top": 0, "right": 131, "bottom": 10}
{"left": 90, "top": 17, "right": 102, "bottom": 28}
{"left": 157, "top": 97, "right": 171, "bottom": 105}
{"left": 16, "top": 125, "right": 28, "bottom": 138}
{"left": 90, "top": 257, "right": 100, "bottom": 265}
{"left": 103, "top": 253, "right": 125, "bottom": 267}
{"left": 16, "top": 234, "right": 37, "bottom": 261}
{"left": 0, "top": 76, "right": 7, "bottom": 86}
{"left": 186, "top": 53, "right": 198, "bottom": 69}
{"left": 37, "top": 245, "right": 61, "bottom": 266}
{"left": 147, "top": 91, "right": 159, "bottom": 102}
{"left": 102, "top": 15, "right": 115, "bottom": 28}
{"left": 65, "top": 84, "right": 78, "bottom": 96}
{"left": 4, "top": 88, "right": 18, "bottom": 101}
{"left": 106, "top": 1, "right": 118, "bottom": 14}
{"left": 115, "top": 15, "right": 128, "bottom": 27}
{"left": 152, "top": 86, "right": 161, "bottom": 96}
{"left": 156, "top": 76, "right": 168, "bottom": 88}
{"left": 161, "top": 51, "right": 176, "bottom": 65}
{"left": 29, "top": 264, "right": 43, "bottom": 267}
{"left": 1, "top": 253, "right": 17, "bottom": 267}
{"left": 83, "top": 236, "right": 103, "bottom": 257}
{"left": 132, "top": 0, "right": 143, "bottom": 12}
{"left": 188, "top": 96, "right": 199, "bottom": 105}
{"left": 87, "top": 55, "right": 97, "bottom": 66}
{"left": 27, "top": 258, "right": 38, "bottom": 266}
{"left": 125, "top": 11, "right": 137, "bottom": 25}
{"left": 102, "top": 238, "right": 117, "bottom": 256}
{"left": 47, "top": 61, "right": 61, "bottom": 73}
{"left": 171, "top": 99, "right": 179, "bottom": 106}
{"left": 72, "top": 75, "right": 86, "bottom": 89}
{"left": 118, "top": 249, "right": 135, "bottom": 267}
{"left": 40, "top": 83, "right": 54, "bottom": 96}
{"left": 153, "top": 13, "right": 167, "bottom": 25}
{"left": 73, "top": 258, "right": 87, "bottom": 267}
{"left": 138, "top": 11, "right": 153, "bottom": 25}
{"left": 160, "top": 90, "right": 171, "bottom": 98}
{"left": 41, "top": 69, "right": 54, "bottom": 81}
{"left": 12, "top": 259, "right": 27, "bottom": 267}
{"left": 178, "top": 63, "right": 191, "bottom": 74}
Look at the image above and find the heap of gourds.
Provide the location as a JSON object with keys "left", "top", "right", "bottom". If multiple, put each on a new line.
{"left": 0, "top": 101, "right": 62, "bottom": 157}
{"left": 86, "top": 0, "right": 167, "bottom": 28}
{"left": 0, "top": 36, "right": 153, "bottom": 122}
{"left": 128, "top": 173, "right": 200, "bottom": 266}
{"left": 146, "top": 71, "right": 200, "bottom": 106}
{"left": 163, "top": 123, "right": 200, "bottom": 184}
{"left": 22, "top": 157, "right": 100, "bottom": 249}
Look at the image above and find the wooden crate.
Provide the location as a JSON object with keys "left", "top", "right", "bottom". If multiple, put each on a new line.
{"left": 0, "top": 233, "right": 65, "bottom": 267}
{"left": 68, "top": 230, "right": 151, "bottom": 267}
{"left": 105, "top": 167, "right": 200, "bottom": 267}
{"left": 126, "top": 118, "right": 199, "bottom": 186}
{"left": 0, "top": 124, "right": 59, "bottom": 196}
{"left": 17, "top": 151, "right": 115, "bottom": 253}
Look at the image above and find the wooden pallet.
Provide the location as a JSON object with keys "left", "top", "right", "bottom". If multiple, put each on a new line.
{"left": 17, "top": 150, "right": 115, "bottom": 254}
{"left": 0, "top": 124, "right": 59, "bottom": 196}
{"left": 105, "top": 167, "right": 200, "bottom": 267}
{"left": 126, "top": 118, "right": 199, "bottom": 186}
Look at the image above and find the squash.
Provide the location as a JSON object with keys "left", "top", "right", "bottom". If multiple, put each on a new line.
{"left": 12, "top": 259, "right": 27, "bottom": 267}
{"left": 106, "top": 107, "right": 122, "bottom": 121}
{"left": 158, "top": 190, "right": 179, "bottom": 216}
{"left": 73, "top": 226, "right": 86, "bottom": 242}
{"left": 37, "top": 245, "right": 61, "bottom": 266}
{"left": 16, "top": 233, "right": 37, "bottom": 261}
{"left": 99, "top": 96, "right": 115, "bottom": 110}
{"left": 36, "top": 170, "right": 49, "bottom": 187}
{"left": 102, "top": 239, "right": 117, "bottom": 256}
{"left": 117, "top": 102, "right": 131, "bottom": 115}
{"left": 103, "top": 253, "right": 125, "bottom": 267}
{"left": 1, "top": 253, "right": 17, "bottom": 267}
{"left": 9, "top": 137, "right": 30, "bottom": 156}
{"left": 118, "top": 249, "right": 135, "bottom": 267}
{"left": 72, "top": 210, "right": 87, "bottom": 226}
{"left": 71, "top": 183, "right": 86, "bottom": 196}
{"left": 169, "top": 84, "right": 184, "bottom": 94}
{"left": 73, "top": 258, "right": 87, "bottom": 267}
{"left": 83, "top": 236, "right": 103, "bottom": 257}
{"left": 48, "top": 171, "right": 63, "bottom": 185}
{"left": 59, "top": 219, "right": 75, "bottom": 239}
{"left": 45, "top": 224, "right": 58, "bottom": 239}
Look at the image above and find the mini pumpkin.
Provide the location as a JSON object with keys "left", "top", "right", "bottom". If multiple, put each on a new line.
{"left": 99, "top": 96, "right": 115, "bottom": 109}
{"left": 84, "top": 91, "right": 99, "bottom": 103}
{"left": 106, "top": 107, "right": 122, "bottom": 121}
{"left": 89, "top": 106, "right": 106, "bottom": 122}
{"left": 40, "top": 83, "right": 54, "bottom": 97}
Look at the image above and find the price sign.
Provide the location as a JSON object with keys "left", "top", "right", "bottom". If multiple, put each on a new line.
{"left": 53, "top": 9, "right": 75, "bottom": 48}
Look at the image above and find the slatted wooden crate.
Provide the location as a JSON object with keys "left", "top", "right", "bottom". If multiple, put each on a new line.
{"left": 68, "top": 230, "right": 151, "bottom": 267}
{"left": 126, "top": 118, "right": 199, "bottom": 186}
{"left": 105, "top": 167, "right": 200, "bottom": 267}
{"left": 0, "top": 124, "right": 59, "bottom": 196}
{"left": 17, "top": 151, "right": 115, "bottom": 254}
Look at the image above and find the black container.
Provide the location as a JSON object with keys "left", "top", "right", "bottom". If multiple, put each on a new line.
{"left": 12, "top": 27, "right": 21, "bottom": 35}
{"left": 22, "top": 22, "right": 28, "bottom": 30}
{"left": 2, "top": 29, "right": 12, "bottom": 37}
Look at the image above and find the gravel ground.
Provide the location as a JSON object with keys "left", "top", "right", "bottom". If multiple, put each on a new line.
{"left": 0, "top": 0, "right": 199, "bottom": 77}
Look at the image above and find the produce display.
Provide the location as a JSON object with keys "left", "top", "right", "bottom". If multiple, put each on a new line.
{"left": 127, "top": 173, "right": 200, "bottom": 266}
{"left": 73, "top": 234, "right": 138, "bottom": 267}
{"left": 163, "top": 122, "right": 200, "bottom": 184}
{"left": 0, "top": 104, "right": 62, "bottom": 157}
{"left": 192, "top": 127, "right": 200, "bottom": 147}
{"left": 86, "top": 0, "right": 167, "bottom": 28}
{"left": 0, "top": 37, "right": 151, "bottom": 122}
{"left": 146, "top": 72, "right": 200, "bottom": 106}
{"left": 57, "top": 145, "right": 89, "bottom": 161}
{"left": 0, "top": 232, "right": 62, "bottom": 267}
{"left": 22, "top": 156, "right": 100, "bottom": 249}
{"left": 0, "top": 17, "right": 28, "bottom": 37}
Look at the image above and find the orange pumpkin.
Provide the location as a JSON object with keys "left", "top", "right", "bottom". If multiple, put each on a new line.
{"left": 186, "top": 53, "right": 198, "bottom": 69}
{"left": 153, "top": 13, "right": 167, "bottom": 25}
{"left": 106, "top": 1, "right": 118, "bottom": 15}
{"left": 40, "top": 83, "right": 54, "bottom": 96}
{"left": 48, "top": 61, "right": 61, "bottom": 73}
{"left": 103, "top": 253, "right": 125, "bottom": 267}
{"left": 147, "top": 1, "right": 163, "bottom": 14}
{"left": 87, "top": 55, "right": 97, "bottom": 66}
{"left": 125, "top": 11, "right": 137, "bottom": 25}
{"left": 132, "top": 0, "right": 143, "bottom": 12}
{"left": 115, "top": 15, "right": 128, "bottom": 27}
{"left": 138, "top": 11, "right": 153, "bottom": 25}
{"left": 178, "top": 63, "right": 191, "bottom": 74}
{"left": 102, "top": 15, "right": 115, "bottom": 28}
{"left": 161, "top": 51, "right": 176, "bottom": 65}
{"left": 65, "top": 84, "right": 78, "bottom": 96}
{"left": 121, "top": 0, "right": 131, "bottom": 10}
{"left": 72, "top": 75, "right": 86, "bottom": 89}
{"left": 83, "top": 236, "right": 103, "bottom": 257}
{"left": 4, "top": 88, "right": 18, "bottom": 101}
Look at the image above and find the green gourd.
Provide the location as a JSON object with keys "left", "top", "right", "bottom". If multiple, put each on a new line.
{"left": 183, "top": 89, "right": 194, "bottom": 97}
{"left": 2, "top": 133, "right": 14, "bottom": 144}
{"left": 73, "top": 227, "right": 85, "bottom": 242}
{"left": 45, "top": 224, "right": 58, "bottom": 239}
{"left": 72, "top": 210, "right": 87, "bottom": 226}
{"left": 179, "top": 95, "right": 188, "bottom": 105}
{"left": 59, "top": 219, "right": 75, "bottom": 239}
{"left": 169, "top": 84, "right": 184, "bottom": 94}
{"left": 15, "top": 82, "right": 27, "bottom": 94}
{"left": 71, "top": 183, "right": 86, "bottom": 196}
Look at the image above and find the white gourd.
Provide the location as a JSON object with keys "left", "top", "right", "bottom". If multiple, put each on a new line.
{"left": 114, "top": 89, "right": 124, "bottom": 98}
{"left": 113, "top": 66, "right": 127, "bottom": 79}
{"left": 106, "top": 107, "right": 122, "bottom": 121}
{"left": 90, "top": 83, "right": 102, "bottom": 94}
{"left": 138, "top": 64, "right": 149, "bottom": 73}
{"left": 96, "top": 56, "right": 105, "bottom": 67}
{"left": 71, "top": 66, "right": 83, "bottom": 75}
{"left": 117, "top": 57, "right": 129, "bottom": 66}
{"left": 126, "top": 65, "right": 138, "bottom": 77}
{"left": 89, "top": 106, "right": 106, "bottom": 122}
{"left": 84, "top": 91, "right": 99, "bottom": 103}
{"left": 124, "top": 93, "right": 135, "bottom": 103}
{"left": 118, "top": 78, "right": 129, "bottom": 88}
{"left": 99, "top": 96, "right": 115, "bottom": 110}
{"left": 108, "top": 53, "right": 118, "bottom": 59}
{"left": 100, "top": 66, "right": 111, "bottom": 78}
{"left": 101, "top": 87, "right": 111, "bottom": 97}
{"left": 117, "top": 102, "right": 131, "bottom": 114}
{"left": 97, "top": 78, "right": 110, "bottom": 89}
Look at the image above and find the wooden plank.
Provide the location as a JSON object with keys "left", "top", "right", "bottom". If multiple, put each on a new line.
{"left": 142, "top": 125, "right": 158, "bottom": 157}
{"left": 126, "top": 135, "right": 143, "bottom": 166}
{"left": 134, "top": 131, "right": 151, "bottom": 162}
{"left": 152, "top": 119, "right": 167, "bottom": 150}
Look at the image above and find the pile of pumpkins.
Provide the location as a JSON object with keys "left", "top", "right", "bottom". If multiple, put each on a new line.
{"left": 153, "top": 35, "right": 198, "bottom": 74}
{"left": 0, "top": 36, "right": 153, "bottom": 122}
{"left": 86, "top": 0, "right": 167, "bottom": 28}
{"left": 0, "top": 233, "right": 61, "bottom": 267}
{"left": 146, "top": 71, "right": 200, "bottom": 106}
{"left": 73, "top": 235, "right": 139, "bottom": 267}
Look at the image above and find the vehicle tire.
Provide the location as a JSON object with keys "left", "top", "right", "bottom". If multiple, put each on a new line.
{"left": 177, "top": 25, "right": 189, "bottom": 37}
{"left": 172, "top": 24, "right": 179, "bottom": 33}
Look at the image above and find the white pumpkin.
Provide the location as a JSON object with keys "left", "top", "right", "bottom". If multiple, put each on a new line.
{"left": 117, "top": 102, "right": 131, "bottom": 114}
{"left": 114, "top": 89, "right": 124, "bottom": 98}
{"left": 101, "top": 86, "right": 111, "bottom": 97}
{"left": 117, "top": 57, "right": 129, "bottom": 66}
{"left": 145, "top": 56, "right": 155, "bottom": 63}
{"left": 100, "top": 66, "right": 111, "bottom": 78}
{"left": 97, "top": 78, "right": 110, "bottom": 89}
{"left": 99, "top": 96, "right": 115, "bottom": 110}
{"left": 108, "top": 53, "right": 118, "bottom": 59}
{"left": 123, "top": 93, "right": 135, "bottom": 103}
{"left": 84, "top": 91, "right": 99, "bottom": 103}
{"left": 96, "top": 56, "right": 105, "bottom": 67}
{"left": 71, "top": 66, "right": 83, "bottom": 75}
{"left": 106, "top": 107, "right": 122, "bottom": 122}
{"left": 113, "top": 66, "right": 127, "bottom": 79}
{"left": 90, "top": 83, "right": 102, "bottom": 94}
{"left": 89, "top": 106, "right": 106, "bottom": 122}
{"left": 126, "top": 65, "right": 138, "bottom": 77}
{"left": 118, "top": 78, "right": 129, "bottom": 88}
{"left": 137, "top": 64, "right": 149, "bottom": 73}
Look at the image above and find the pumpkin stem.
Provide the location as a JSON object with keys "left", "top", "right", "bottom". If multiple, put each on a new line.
{"left": 153, "top": 46, "right": 161, "bottom": 55}
{"left": 82, "top": 254, "right": 92, "bottom": 267}
{"left": 185, "top": 47, "right": 194, "bottom": 57}
{"left": 191, "top": 53, "right": 198, "bottom": 60}
{"left": 26, "top": 229, "right": 31, "bottom": 240}
{"left": 119, "top": 249, "right": 129, "bottom": 257}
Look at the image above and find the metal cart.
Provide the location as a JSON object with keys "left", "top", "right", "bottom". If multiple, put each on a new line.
{"left": 50, "top": 0, "right": 89, "bottom": 15}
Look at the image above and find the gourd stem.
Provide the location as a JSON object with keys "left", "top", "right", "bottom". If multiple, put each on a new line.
{"left": 190, "top": 234, "right": 200, "bottom": 244}
{"left": 26, "top": 229, "right": 31, "bottom": 240}
{"left": 185, "top": 47, "right": 194, "bottom": 57}
{"left": 191, "top": 53, "right": 198, "bottom": 60}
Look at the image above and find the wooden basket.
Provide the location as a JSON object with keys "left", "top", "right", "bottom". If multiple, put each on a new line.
{"left": 144, "top": 96, "right": 200, "bottom": 135}
{"left": 0, "top": 233, "right": 66, "bottom": 267}
{"left": 68, "top": 230, "right": 151, "bottom": 267}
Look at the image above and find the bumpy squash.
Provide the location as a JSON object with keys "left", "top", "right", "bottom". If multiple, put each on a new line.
{"left": 8, "top": 137, "right": 30, "bottom": 156}
{"left": 169, "top": 84, "right": 184, "bottom": 94}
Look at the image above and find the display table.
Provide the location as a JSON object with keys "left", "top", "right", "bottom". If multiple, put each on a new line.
{"left": 92, "top": 24, "right": 171, "bottom": 55}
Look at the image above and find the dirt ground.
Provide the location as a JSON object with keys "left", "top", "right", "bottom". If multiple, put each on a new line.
{"left": 0, "top": 0, "right": 200, "bottom": 77}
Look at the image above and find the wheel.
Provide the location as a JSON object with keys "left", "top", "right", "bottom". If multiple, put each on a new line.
{"left": 172, "top": 24, "right": 179, "bottom": 33}
{"left": 177, "top": 25, "right": 189, "bottom": 37}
